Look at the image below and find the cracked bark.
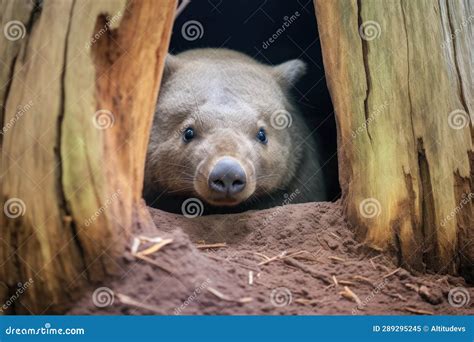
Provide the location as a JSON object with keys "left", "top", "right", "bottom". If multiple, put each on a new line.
{"left": 1, "top": 0, "right": 176, "bottom": 313}
{"left": 445, "top": 0, "right": 469, "bottom": 114}
{"left": 417, "top": 139, "right": 439, "bottom": 270}
{"left": 55, "top": 0, "right": 87, "bottom": 281}
{"left": 315, "top": 0, "right": 473, "bottom": 281}
{"left": 357, "top": 0, "right": 373, "bottom": 145}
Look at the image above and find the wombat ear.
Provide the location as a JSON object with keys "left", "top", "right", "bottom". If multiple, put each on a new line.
{"left": 163, "top": 53, "right": 180, "bottom": 76}
{"left": 273, "top": 59, "right": 307, "bottom": 86}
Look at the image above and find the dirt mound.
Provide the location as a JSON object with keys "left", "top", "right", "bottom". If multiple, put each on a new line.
{"left": 69, "top": 201, "right": 473, "bottom": 315}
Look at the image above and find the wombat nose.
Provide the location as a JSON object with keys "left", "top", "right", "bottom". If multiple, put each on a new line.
{"left": 209, "top": 158, "right": 247, "bottom": 195}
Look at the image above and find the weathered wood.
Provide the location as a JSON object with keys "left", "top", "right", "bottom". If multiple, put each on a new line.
{"left": 0, "top": 0, "right": 176, "bottom": 313}
{"left": 314, "top": 0, "right": 472, "bottom": 279}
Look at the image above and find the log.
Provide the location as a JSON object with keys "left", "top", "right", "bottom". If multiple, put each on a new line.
{"left": 314, "top": 0, "right": 473, "bottom": 279}
{"left": 0, "top": 0, "right": 176, "bottom": 313}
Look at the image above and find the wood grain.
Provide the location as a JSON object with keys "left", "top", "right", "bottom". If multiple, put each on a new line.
{"left": 0, "top": 0, "right": 176, "bottom": 313}
{"left": 314, "top": 0, "right": 472, "bottom": 279}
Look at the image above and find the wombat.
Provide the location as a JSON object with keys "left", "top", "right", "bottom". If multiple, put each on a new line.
{"left": 144, "top": 48, "right": 326, "bottom": 214}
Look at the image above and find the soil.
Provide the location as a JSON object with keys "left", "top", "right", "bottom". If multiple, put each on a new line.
{"left": 69, "top": 201, "right": 473, "bottom": 315}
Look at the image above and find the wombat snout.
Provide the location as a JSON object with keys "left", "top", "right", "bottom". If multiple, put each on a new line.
{"left": 208, "top": 158, "right": 247, "bottom": 196}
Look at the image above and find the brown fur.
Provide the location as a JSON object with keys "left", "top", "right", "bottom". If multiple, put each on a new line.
{"left": 145, "top": 48, "right": 326, "bottom": 213}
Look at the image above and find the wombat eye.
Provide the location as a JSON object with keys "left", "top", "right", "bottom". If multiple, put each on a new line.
{"left": 183, "top": 127, "right": 195, "bottom": 142}
{"left": 256, "top": 128, "right": 267, "bottom": 144}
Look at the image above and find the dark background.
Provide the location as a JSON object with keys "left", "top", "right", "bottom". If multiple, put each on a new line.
{"left": 169, "top": 0, "right": 340, "bottom": 200}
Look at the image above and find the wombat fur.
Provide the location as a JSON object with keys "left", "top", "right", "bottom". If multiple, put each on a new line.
{"left": 144, "top": 48, "right": 326, "bottom": 214}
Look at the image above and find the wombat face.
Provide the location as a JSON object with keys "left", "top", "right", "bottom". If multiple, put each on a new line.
{"left": 146, "top": 49, "right": 306, "bottom": 207}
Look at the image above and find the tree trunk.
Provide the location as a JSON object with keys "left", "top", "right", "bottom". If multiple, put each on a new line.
{"left": 314, "top": 0, "right": 473, "bottom": 280}
{"left": 0, "top": 0, "right": 176, "bottom": 313}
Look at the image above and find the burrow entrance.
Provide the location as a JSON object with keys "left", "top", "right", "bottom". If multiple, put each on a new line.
{"left": 145, "top": 0, "right": 340, "bottom": 214}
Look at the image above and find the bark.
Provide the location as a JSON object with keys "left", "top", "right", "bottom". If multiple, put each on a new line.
{"left": 314, "top": 0, "right": 473, "bottom": 280}
{"left": 0, "top": 0, "right": 176, "bottom": 313}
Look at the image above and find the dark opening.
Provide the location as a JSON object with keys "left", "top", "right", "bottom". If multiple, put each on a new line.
{"left": 146, "top": 0, "right": 340, "bottom": 213}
